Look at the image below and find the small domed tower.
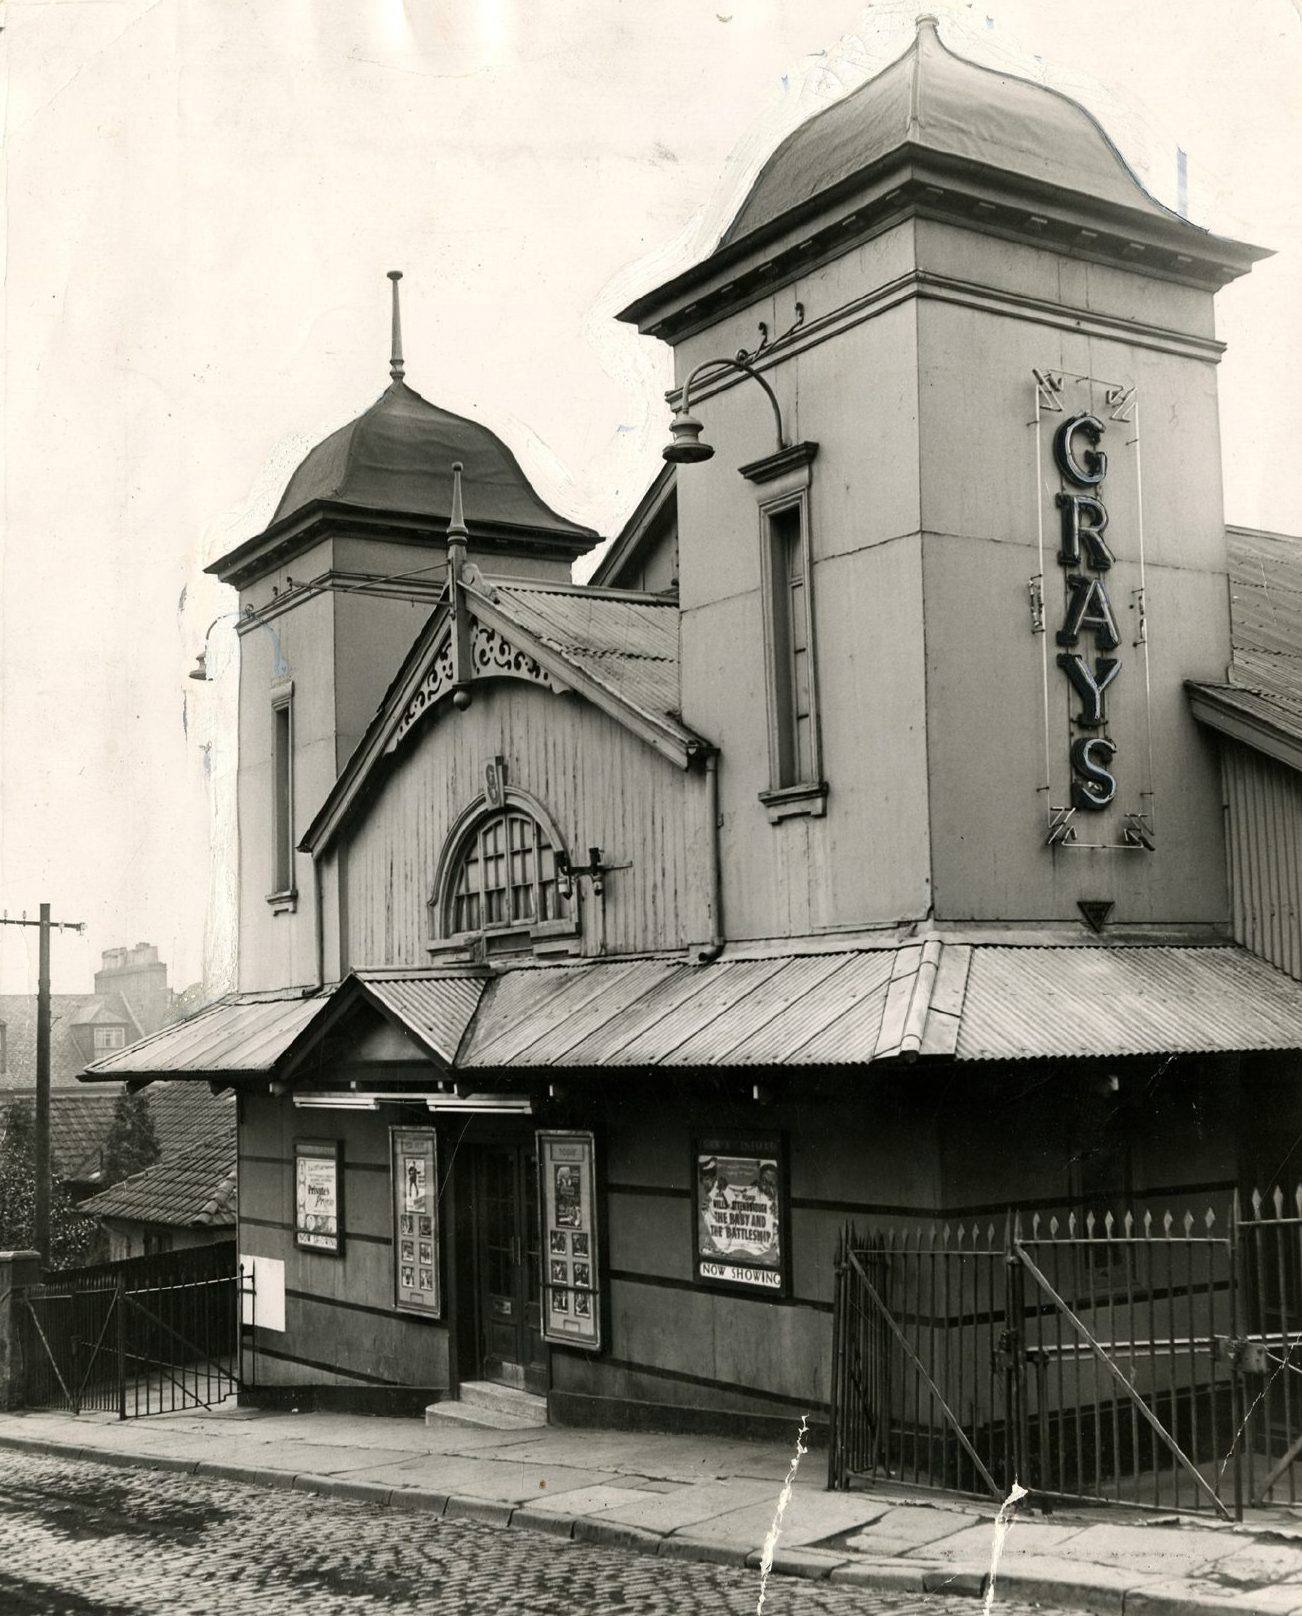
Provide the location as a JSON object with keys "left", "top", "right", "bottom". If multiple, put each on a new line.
{"left": 209, "top": 275, "right": 598, "bottom": 988}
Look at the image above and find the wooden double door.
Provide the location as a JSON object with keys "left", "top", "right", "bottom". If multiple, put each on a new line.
{"left": 472, "top": 1141, "right": 546, "bottom": 1393}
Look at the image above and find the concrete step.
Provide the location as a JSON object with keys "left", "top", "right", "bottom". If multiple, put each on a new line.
{"left": 458, "top": 1381, "right": 547, "bottom": 1419}
{"left": 425, "top": 1382, "right": 548, "bottom": 1431}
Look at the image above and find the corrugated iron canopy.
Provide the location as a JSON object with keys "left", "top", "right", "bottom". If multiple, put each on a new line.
{"left": 956, "top": 946, "right": 1302, "bottom": 1060}
{"left": 354, "top": 974, "right": 485, "bottom": 1065}
{"left": 80, "top": 943, "right": 1302, "bottom": 1083}
{"left": 82, "top": 992, "right": 334, "bottom": 1080}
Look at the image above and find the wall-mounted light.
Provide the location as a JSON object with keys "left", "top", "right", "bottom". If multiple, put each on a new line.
{"left": 663, "top": 356, "right": 789, "bottom": 466}
{"left": 555, "top": 846, "right": 608, "bottom": 899}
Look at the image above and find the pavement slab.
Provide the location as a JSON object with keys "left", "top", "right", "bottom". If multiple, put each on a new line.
{"left": 524, "top": 1482, "right": 667, "bottom": 1517}
{"left": 992, "top": 1554, "right": 1136, "bottom": 1614}
{"left": 904, "top": 1518, "right": 1089, "bottom": 1564}
{"left": 1206, "top": 1542, "right": 1302, "bottom": 1586}
{"left": 1062, "top": 1521, "right": 1248, "bottom": 1577}
{"left": 592, "top": 1476, "right": 782, "bottom": 1534}
{"left": 846, "top": 1504, "right": 988, "bottom": 1555}
{"left": 1123, "top": 1579, "right": 1302, "bottom": 1615}
{"left": 671, "top": 1488, "right": 893, "bottom": 1553}
{"left": 441, "top": 1464, "right": 628, "bottom": 1505}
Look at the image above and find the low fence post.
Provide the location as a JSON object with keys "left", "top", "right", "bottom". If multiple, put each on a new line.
{"left": 0, "top": 1250, "right": 43, "bottom": 1410}
{"left": 115, "top": 1279, "right": 127, "bottom": 1421}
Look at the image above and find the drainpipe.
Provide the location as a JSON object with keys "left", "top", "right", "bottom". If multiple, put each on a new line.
{"left": 697, "top": 751, "right": 725, "bottom": 963}
{"left": 311, "top": 854, "right": 325, "bottom": 991}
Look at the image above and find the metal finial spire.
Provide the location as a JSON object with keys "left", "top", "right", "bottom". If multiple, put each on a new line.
{"left": 387, "top": 270, "right": 405, "bottom": 382}
{"left": 448, "top": 461, "right": 468, "bottom": 543}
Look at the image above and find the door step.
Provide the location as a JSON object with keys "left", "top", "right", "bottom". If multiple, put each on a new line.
{"left": 426, "top": 1381, "right": 548, "bottom": 1430}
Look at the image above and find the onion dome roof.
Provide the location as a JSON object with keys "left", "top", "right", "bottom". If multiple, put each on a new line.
{"left": 721, "top": 16, "right": 1177, "bottom": 249}
{"left": 271, "top": 379, "right": 594, "bottom": 541}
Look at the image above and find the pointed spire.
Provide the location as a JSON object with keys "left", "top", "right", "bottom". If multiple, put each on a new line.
{"left": 387, "top": 270, "right": 405, "bottom": 383}
{"left": 448, "top": 461, "right": 468, "bottom": 545}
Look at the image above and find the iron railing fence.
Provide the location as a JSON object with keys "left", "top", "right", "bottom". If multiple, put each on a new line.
{"left": 830, "top": 1191, "right": 1302, "bottom": 1519}
{"left": 19, "top": 1240, "right": 239, "bottom": 1418}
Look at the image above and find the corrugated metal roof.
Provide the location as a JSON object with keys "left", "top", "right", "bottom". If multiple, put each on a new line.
{"left": 1227, "top": 526, "right": 1302, "bottom": 710}
{"left": 490, "top": 586, "right": 678, "bottom": 661}
{"left": 354, "top": 974, "right": 485, "bottom": 1065}
{"left": 955, "top": 946, "right": 1302, "bottom": 1060}
{"left": 485, "top": 584, "right": 690, "bottom": 746}
{"left": 1192, "top": 681, "right": 1302, "bottom": 751}
{"left": 459, "top": 952, "right": 909, "bottom": 1069}
{"left": 76, "top": 942, "right": 1302, "bottom": 1085}
{"left": 82, "top": 992, "right": 334, "bottom": 1079}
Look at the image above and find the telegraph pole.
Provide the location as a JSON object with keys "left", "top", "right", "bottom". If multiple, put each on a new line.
{"left": 0, "top": 905, "right": 86, "bottom": 1262}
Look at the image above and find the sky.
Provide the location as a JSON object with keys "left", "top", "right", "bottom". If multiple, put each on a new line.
{"left": 2, "top": 0, "right": 1300, "bottom": 995}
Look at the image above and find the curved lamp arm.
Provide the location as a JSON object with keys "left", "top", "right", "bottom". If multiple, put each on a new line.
{"left": 188, "top": 607, "right": 271, "bottom": 681}
{"left": 682, "top": 356, "right": 787, "bottom": 454}
{"left": 664, "top": 355, "right": 789, "bottom": 464}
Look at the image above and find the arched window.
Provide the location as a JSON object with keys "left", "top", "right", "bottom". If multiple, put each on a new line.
{"left": 437, "top": 800, "right": 572, "bottom": 945}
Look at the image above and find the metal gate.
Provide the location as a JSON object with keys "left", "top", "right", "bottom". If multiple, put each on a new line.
{"left": 19, "top": 1241, "right": 240, "bottom": 1418}
{"left": 829, "top": 1192, "right": 1302, "bottom": 1518}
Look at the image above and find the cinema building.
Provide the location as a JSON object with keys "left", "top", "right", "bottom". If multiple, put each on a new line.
{"left": 88, "top": 19, "right": 1302, "bottom": 1494}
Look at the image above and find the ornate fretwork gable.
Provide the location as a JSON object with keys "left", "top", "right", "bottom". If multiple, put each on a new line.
{"left": 392, "top": 640, "right": 455, "bottom": 747}
{"left": 470, "top": 620, "right": 553, "bottom": 690}
{"left": 388, "top": 615, "right": 556, "bottom": 754}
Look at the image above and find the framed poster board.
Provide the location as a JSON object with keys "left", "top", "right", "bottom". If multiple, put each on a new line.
{"left": 693, "top": 1135, "right": 787, "bottom": 1295}
{"left": 294, "top": 1139, "right": 343, "bottom": 1255}
{"left": 391, "top": 1127, "right": 440, "bottom": 1316}
{"left": 537, "top": 1129, "right": 601, "bottom": 1350}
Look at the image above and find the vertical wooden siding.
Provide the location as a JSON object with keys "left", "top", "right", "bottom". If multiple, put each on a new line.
{"left": 1224, "top": 739, "right": 1302, "bottom": 980}
{"left": 343, "top": 682, "right": 699, "bottom": 967}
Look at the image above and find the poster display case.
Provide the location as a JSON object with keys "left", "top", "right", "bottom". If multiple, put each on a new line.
{"left": 392, "top": 1127, "right": 440, "bottom": 1316}
{"left": 294, "top": 1139, "right": 343, "bottom": 1255}
{"left": 692, "top": 1135, "right": 787, "bottom": 1295}
{"left": 536, "top": 1129, "right": 601, "bottom": 1349}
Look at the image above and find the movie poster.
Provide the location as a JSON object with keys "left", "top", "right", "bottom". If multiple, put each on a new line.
{"left": 294, "top": 1141, "right": 342, "bottom": 1254}
{"left": 693, "top": 1138, "right": 785, "bottom": 1293}
{"left": 536, "top": 1131, "right": 600, "bottom": 1350}
{"left": 392, "top": 1128, "right": 440, "bottom": 1316}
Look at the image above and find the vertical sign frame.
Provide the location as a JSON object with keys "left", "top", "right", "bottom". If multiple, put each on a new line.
{"left": 536, "top": 1129, "right": 602, "bottom": 1351}
{"left": 692, "top": 1133, "right": 789, "bottom": 1297}
{"left": 391, "top": 1126, "right": 441, "bottom": 1317}
{"left": 294, "top": 1138, "right": 343, "bottom": 1255}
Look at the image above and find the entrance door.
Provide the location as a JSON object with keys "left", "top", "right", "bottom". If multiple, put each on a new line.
{"left": 475, "top": 1142, "right": 546, "bottom": 1393}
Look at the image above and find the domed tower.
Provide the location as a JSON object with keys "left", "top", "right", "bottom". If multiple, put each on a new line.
{"left": 620, "top": 16, "right": 1266, "bottom": 940}
{"left": 208, "top": 275, "right": 598, "bottom": 989}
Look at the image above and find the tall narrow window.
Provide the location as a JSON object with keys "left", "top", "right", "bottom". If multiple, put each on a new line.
{"left": 271, "top": 694, "right": 294, "bottom": 897}
{"left": 769, "top": 505, "right": 814, "bottom": 789}
{"left": 743, "top": 441, "right": 824, "bottom": 822}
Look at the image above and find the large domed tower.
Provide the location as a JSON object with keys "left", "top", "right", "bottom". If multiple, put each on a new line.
{"left": 209, "top": 276, "right": 598, "bottom": 989}
{"left": 620, "top": 15, "right": 1266, "bottom": 942}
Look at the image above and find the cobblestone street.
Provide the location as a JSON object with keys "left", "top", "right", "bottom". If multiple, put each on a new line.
{"left": 0, "top": 1450, "right": 1055, "bottom": 1616}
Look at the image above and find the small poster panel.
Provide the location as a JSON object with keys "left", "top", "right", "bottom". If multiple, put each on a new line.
{"left": 536, "top": 1130, "right": 601, "bottom": 1350}
{"left": 693, "top": 1136, "right": 786, "bottom": 1294}
{"left": 392, "top": 1128, "right": 440, "bottom": 1316}
{"left": 294, "top": 1140, "right": 343, "bottom": 1255}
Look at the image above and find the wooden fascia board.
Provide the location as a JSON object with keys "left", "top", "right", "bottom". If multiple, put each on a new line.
{"left": 465, "top": 588, "right": 694, "bottom": 769}
{"left": 1188, "top": 686, "right": 1302, "bottom": 775}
